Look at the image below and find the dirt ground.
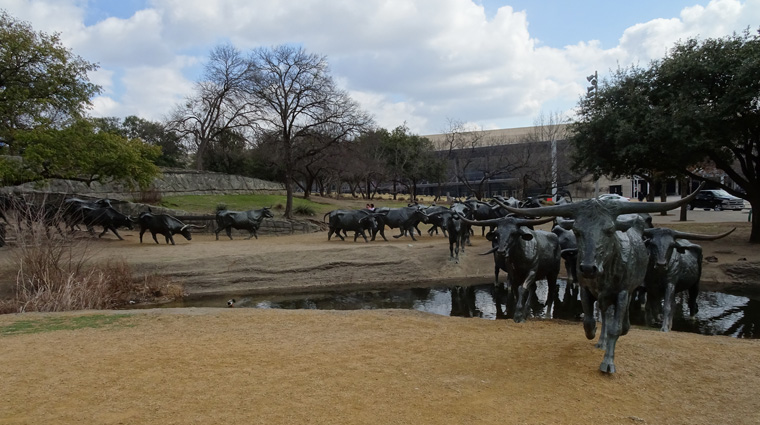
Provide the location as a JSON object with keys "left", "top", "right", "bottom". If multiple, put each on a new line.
{"left": 1, "top": 212, "right": 759, "bottom": 424}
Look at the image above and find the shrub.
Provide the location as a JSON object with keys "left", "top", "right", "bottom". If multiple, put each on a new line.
{"left": 294, "top": 205, "right": 315, "bottom": 216}
{"left": 0, "top": 219, "right": 183, "bottom": 314}
{"left": 215, "top": 203, "right": 228, "bottom": 212}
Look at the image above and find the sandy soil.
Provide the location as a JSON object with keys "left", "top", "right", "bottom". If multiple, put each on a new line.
{"left": 1, "top": 214, "right": 759, "bottom": 424}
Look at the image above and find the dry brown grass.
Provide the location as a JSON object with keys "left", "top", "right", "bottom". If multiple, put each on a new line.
{"left": 0, "top": 218, "right": 183, "bottom": 314}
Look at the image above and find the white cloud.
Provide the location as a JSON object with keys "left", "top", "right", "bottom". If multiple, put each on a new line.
{"left": 3, "top": 0, "right": 759, "bottom": 133}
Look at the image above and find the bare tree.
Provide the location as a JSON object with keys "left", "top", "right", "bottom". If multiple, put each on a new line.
{"left": 168, "top": 44, "right": 258, "bottom": 170}
{"left": 246, "top": 45, "right": 372, "bottom": 218}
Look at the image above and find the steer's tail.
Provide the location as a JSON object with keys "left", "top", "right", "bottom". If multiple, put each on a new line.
{"left": 323, "top": 210, "right": 333, "bottom": 223}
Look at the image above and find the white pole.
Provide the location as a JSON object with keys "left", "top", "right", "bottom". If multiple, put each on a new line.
{"left": 551, "top": 137, "right": 557, "bottom": 201}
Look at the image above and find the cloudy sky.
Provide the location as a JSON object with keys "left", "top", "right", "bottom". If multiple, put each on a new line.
{"left": 3, "top": 0, "right": 758, "bottom": 135}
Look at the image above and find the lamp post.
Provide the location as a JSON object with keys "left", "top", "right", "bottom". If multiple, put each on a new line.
{"left": 587, "top": 70, "right": 599, "bottom": 197}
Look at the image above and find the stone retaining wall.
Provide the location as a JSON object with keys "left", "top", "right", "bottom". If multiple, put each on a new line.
{"left": 5, "top": 169, "right": 285, "bottom": 200}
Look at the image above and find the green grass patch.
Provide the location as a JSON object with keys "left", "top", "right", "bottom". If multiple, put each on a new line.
{"left": 159, "top": 194, "right": 337, "bottom": 215}
{"left": 1, "top": 314, "right": 134, "bottom": 336}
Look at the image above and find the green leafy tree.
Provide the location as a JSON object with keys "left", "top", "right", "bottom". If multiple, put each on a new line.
{"left": 91, "top": 116, "right": 185, "bottom": 168}
{"left": 380, "top": 125, "right": 437, "bottom": 202}
{"left": 202, "top": 127, "right": 253, "bottom": 175}
{"left": 571, "top": 30, "right": 760, "bottom": 242}
{"left": 570, "top": 65, "right": 684, "bottom": 205}
{"left": 0, "top": 11, "right": 100, "bottom": 145}
{"left": 0, "top": 119, "right": 161, "bottom": 189}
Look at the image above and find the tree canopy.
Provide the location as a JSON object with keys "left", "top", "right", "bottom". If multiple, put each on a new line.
{"left": 570, "top": 30, "right": 760, "bottom": 242}
{"left": 1, "top": 119, "right": 161, "bottom": 189}
{"left": 0, "top": 12, "right": 161, "bottom": 190}
{"left": 0, "top": 10, "right": 100, "bottom": 144}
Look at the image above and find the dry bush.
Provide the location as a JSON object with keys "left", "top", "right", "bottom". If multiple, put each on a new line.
{"left": 133, "top": 187, "right": 163, "bottom": 204}
{"left": 0, "top": 218, "right": 183, "bottom": 314}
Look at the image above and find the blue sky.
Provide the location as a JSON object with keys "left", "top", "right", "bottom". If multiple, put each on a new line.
{"left": 3, "top": 0, "right": 757, "bottom": 135}
{"left": 479, "top": 1, "right": 716, "bottom": 48}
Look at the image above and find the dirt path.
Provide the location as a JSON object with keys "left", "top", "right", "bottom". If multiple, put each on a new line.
{"left": 1, "top": 218, "right": 759, "bottom": 424}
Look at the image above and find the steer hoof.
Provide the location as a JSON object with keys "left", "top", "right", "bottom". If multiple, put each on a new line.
{"left": 599, "top": 360, "right": 616, "bottom": 374}
{"left": 583, "top": 321, "right": 596, "bottom": 340}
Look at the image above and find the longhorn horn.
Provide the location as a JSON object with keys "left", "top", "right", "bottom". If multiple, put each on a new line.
{"left": 497, "top": 201, "right": 578, "bottom": 218}
{"left": 672, "top": 227, "right": 736, "bottom": 241}
{"left": 457, "top": 213, "right": 501, "bottom": 227}
{"left": 480, "top": 246, "right": 498, "bottom": 255}
{"left": 617, "top": 182, "right": 705, "bottom": 215}
{"left": 516, "top": 216, "right": 555, "bottom": 227}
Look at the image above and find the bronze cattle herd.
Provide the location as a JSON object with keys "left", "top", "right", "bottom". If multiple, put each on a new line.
{"left": 0, "top": 186, "right": 736, "bottom": 373}
{"left": 324, "top": 184, "right": 734, "bottom": 373}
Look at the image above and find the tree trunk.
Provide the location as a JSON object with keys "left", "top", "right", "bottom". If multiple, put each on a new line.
{"left": 750, "top": 197, "right": 759, "bottom": 243}
{"left": 659, "top": 179, "right": 668, "bottom": 216}
{"left": 284, "top": 174, "right": 294, "bottom": 219}
{"left": 678, "top": 176, "right": 688, "bottom": 221}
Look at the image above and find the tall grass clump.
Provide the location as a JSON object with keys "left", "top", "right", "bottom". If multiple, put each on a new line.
{"left": 0, "top": 209, "right": 182, "bottom": 314}
{"left": 293, "top": 204, "right": 315, "bottom": 216}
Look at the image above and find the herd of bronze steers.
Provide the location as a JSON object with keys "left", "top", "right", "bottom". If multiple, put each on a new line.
{"left": 0, "top": 184, "right": 735, "bottom": 373}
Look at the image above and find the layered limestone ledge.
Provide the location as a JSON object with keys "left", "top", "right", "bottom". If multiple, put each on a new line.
{"left": 4, "top": 169, "right": 285, "bottom": 200}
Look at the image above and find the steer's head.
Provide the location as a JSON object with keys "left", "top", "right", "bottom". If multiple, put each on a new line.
{"left": 179, "top": 223, "right": 205, "bottom": 240}
{"left": 643, "top": 227, "right": 736, "bottom": 270}
{"left": 485, "top": 218, "right": 526, "bottom": 257}
{"left": 457, "top": 214, "right": 553, "bottom": 257}
{"left": 359, "top": 215, "right": 379, "bottom": 233}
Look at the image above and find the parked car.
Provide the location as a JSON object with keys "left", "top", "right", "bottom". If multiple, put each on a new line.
{"left": 688, "top": 189, "right": 745, "bottom": 211}
{"left": 598, "top": 193, "right": 630, "bottom": 202}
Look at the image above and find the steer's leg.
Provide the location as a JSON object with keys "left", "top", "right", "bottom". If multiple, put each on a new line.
{"left": 687, "top": 282, "right": 699, "bottom": 318}
{"left": 545, "top": 274, "right": 558, "bottom": 319}
{"left": 514, "top": 283, "right": 530, "bottom": 323}
{"left": 151, "top": 231, "right": 160, "bottom": 244}
{"left": 104, "top": 226, "right": 123, "bottom": 240}
{"left": 580, "top": 287, "right": 597, "bottom": 340}
{"left": 661, "top": 281, "right": 677, "bottom": 332}
{"left": 225, "top": 227, "right": 233, "bottom": 240}
{"left": 599, "top": 290, "right": 629, "bottom": 374}
{"left": 408, "top": 225, "right": 417, "bottom": 241}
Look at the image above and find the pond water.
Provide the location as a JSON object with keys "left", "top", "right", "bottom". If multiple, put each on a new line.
{"left": 155, "top": 280, "right": 760, "bottom": 339}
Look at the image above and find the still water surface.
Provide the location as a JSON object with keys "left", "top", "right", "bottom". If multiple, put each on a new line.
{"left": 159, "top": 280, "right": 760, "bottom": 338}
